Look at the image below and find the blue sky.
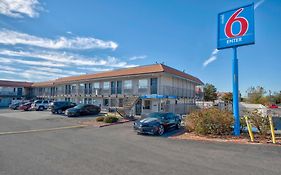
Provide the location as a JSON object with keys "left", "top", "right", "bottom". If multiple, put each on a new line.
{"left": 0, "top": 0, "right": 280, "bottom": 95}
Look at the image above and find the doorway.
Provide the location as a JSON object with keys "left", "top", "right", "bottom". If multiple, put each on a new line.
{"left": 135, "top": 99, "right": 142, "bottom": 115}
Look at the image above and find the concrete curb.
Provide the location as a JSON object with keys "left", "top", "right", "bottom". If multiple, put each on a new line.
{"left": 99, "top": 120, "right": 133, "bottom": 128}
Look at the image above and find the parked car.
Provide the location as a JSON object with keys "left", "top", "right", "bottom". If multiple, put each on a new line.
{"left": 9, "top": 102, "right": 25, "bottom": 110}
{"left": 65, "top": 104, "right": 101, "bottom": 117}
{"left": 50, "top": 101, "right": 76, "bottom": 114}
{"left": 31, "top": 100, "right": 52, "bottom": 111}
{"left": 133, "top": 112, "right": 181, "bottom": 135}
{"left": 269, "top": 104, "right": 278, "bottom": 109}
{"left": 19, "top": 102, "right": 32, "bottom": 111}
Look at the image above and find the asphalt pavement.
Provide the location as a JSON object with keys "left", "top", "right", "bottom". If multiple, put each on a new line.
{"left": 0, "top": 109, "right": 280, "bottom": 175}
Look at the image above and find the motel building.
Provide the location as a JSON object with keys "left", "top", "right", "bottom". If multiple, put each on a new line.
{"left": 0, "top": 64, "right": 203, "bottom": 116}
{"left": 0, "top": 80, "right": 33, "bottom": 107}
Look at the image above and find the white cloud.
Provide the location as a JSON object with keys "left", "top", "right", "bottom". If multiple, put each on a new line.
{"left": 79, "top": 67, "right": 113, "bottom": 72}
{"left": 0, "top": 0, "right": 42, "bottom": 18}
{"left": 0, "top": 49, "right": 139, "bottom": 81}
{"left": 203, "top": 49, "right": 219, "bottom": 67}
{"left": 0, "top": 59, "right": 82, "bottom": 81}
{"left": 254, "top": 0, "right": 265, "bottom": 10}
{"left": 128, "top": 55, "right": 147, "bottom": 61}
{"left": 0, "top": 49, "right": 136, "bottom": 68}
{"left": 0, "top": 57, "right": 66, "bottom": 67}
{"left": 28, "top": 66, "right": 82, "bottom": 76}
{"left": 0, "top": 29, "right": 118, "bottom": 50}
{"left": 0, "top": 65, "right": 22, "bottom": 72}
{"left": 211, "top": 49, "right": 219, "bottom": 55}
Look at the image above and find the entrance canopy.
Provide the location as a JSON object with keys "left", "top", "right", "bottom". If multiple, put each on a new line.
{"left": 140, "top": 94, "right": 177, "bottom": 99}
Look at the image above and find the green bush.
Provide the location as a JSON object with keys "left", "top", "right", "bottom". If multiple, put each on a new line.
{"left": 104, "top": 116, "right": 119, "bottom": 123}
{"left": 96, "top": 116, "right": 105, "bottom": 122}
{"left": 240, "top": 116, "right": 247, "bottom": 132}
{"left": 185, "top": 108, "right": 234, "bottom": 135}
{"left": 246, "top": 110, "right": 270, "bottom": 138}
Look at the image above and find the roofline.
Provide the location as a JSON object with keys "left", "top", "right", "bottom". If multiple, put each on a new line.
{"left": 0, "top": 80, "right": 33, "bottom": 88}
{"left": 28, "top": 64, "right": 203, "bottom": 87}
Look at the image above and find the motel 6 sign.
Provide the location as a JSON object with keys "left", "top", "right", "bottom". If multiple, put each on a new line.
{"left": 217, "top": 3, "right": 255, "bottom": 136}
{"left": 217, "top": 3, "right": 255, "bottom": 49}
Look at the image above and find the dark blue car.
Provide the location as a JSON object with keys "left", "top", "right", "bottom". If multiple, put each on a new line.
{"left": 133, "top": 112, "right": 181, "bottom": 135}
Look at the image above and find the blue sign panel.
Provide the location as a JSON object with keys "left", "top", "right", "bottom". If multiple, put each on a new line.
{"left": 217, "top": 3, "right": 255, "bottom": 49}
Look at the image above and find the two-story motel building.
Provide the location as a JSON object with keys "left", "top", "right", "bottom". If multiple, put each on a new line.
{"left": 0, "top": 64, "right": 203, "bottom": 115}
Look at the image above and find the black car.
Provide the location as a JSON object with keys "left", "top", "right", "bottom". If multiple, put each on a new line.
{"left": 50, "top": 101, "right": 76, "bottom": 114}
{"left": 133, "top": 112, "right": 181, "bottom": 135}
{"left": 65, "top": 104, "right": 101, "bottom": 117}
{"left": 9, "top": 102, "right": 25, "bottom": 110}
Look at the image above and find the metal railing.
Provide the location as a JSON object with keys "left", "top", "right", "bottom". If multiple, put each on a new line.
{"left": 0, "top": 91, "right": 17, "bottom": 96}
{"left": 34, "top": 86, "right": 195, "bottom": 97}
{"left": 160, "top": 86, "right": 194, "bottom": 97}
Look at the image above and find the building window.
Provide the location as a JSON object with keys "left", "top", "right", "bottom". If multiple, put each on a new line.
{"left": 103, "top": 82, "right": 110, "bottom": 89}
{"left": 144, "top": 100, "right": 151, "bottom": 109}
{"left": 111, "top": 81, "right": 116, "bottom": 94}
{"left": 124, "top": 80, "right": 132, "bottom": 89}
{"left": 71, "top": 84, "right": 77, "bottom": 93}
{"left": 110, "top": 99, "right": 117, "bottom": 107}
{"left": 119, "top": 98, "right": 123, "bottom": 107}
{"left": 103, "top": 99, "right": 109, "bottom": 106}
{"left": 150, "top": 78, "right": 158, "bottom": 94}
{"left": 117, "top": 81, "right": 122, "bottom": 94}
{"left": 139, "top": 79, "right": 148, "bottom": 89}
{"left": 93, "top": 82, "right": 99, "bottom": 89}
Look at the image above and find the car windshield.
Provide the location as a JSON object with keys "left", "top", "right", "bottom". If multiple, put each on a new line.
{"left": 147, "top": 112, "right": 166, "bottom": 119}
{"left": 54, "top": 102, "right": 65, "bottom": 105}
{"left": 74, "top": 104, "right": 84, "bottom": 109}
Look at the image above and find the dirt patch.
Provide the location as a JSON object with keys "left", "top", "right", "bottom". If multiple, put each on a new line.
{"left": 170, "top": 132, "right": 281, "bottom": 146}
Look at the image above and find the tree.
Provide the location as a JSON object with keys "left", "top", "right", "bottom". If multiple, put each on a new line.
{"left": 203, "top": 83, "right": 217, "bottom": 101}
{"left": 269, "top": 91, "right": 281, "bottom": 104}
{"left": 246, "top": 86, "right": 269, "bottom": 105}
{"left": 222, "top": 92, "right": 232, "bottom": 103}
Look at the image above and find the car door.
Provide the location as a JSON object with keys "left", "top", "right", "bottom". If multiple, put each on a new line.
{"left": 88, "top": 105, "right": 96, "bottom": 115}
{"left": 43, "top": 100, "right": 49, "bottom": 108}
{"left": 83, "top": 105, "right": 92, "bottom": 115}
{"left": 166, "top": 113, "right": 176, "bottom": 128}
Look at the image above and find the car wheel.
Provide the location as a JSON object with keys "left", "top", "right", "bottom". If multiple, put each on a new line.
{"left": 57, "top": 109, "right": 62, "bottom": 114}
{"left": 157, "top": 125, "right": 165, "bottom": 136}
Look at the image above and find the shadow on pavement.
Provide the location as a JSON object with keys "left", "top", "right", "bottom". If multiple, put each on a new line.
{"left": 137, "top": 127, "right": 186, "bottom": 138}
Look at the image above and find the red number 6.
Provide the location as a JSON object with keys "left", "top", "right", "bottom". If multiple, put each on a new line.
{"left": 225, "top": 8, "right": 248, "bottom": 38}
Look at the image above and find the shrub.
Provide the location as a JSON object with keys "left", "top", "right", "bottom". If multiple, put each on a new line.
{"left": 246, "top": 110, "right": 270, "bottom": 138}
{"left": 104, "top": 116, "right": 119, "bottom": 123}
{"left": 185, "top": 108, "right": 234, "bottom": 135}
{"left": 240, "top": 116, "right": 247, "bottom": 132}
{"left": 96, "top": 116, "right": 105, "bottom": 122}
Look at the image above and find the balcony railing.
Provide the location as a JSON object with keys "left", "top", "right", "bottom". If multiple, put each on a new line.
{"left": 34, "top": 86, "right": 195, "bottom": 98}
{"left": 160, "top": 86, "right": 194, "bottom": 97}
{"left": 0, "top": 91, "right": 17, "bottom": 96}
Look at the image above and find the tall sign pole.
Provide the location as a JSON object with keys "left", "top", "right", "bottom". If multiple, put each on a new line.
{"left": 232, "top": 47, "right": 240, "bottom": 135}
{"left": 217, "top": 3, "right": 255, "bottom": 136}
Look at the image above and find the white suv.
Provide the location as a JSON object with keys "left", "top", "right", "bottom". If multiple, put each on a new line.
{"left": 31, "top": 100, "right": 52, "bottom": 111}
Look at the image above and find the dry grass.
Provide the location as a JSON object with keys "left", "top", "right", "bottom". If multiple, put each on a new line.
{"left": 170, "top": 132, "right": 281, "bottom": 146}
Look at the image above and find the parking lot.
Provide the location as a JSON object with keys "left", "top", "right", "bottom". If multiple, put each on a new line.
{"left": 0, "top": 108, "right": 281, "bottom": 175}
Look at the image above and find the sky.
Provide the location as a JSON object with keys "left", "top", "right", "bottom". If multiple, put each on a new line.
{"left": 0, "top": 0, "right": 280, "bottom": 95}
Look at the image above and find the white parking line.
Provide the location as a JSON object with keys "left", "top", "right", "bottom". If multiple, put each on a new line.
{"left": 0, "top": 125, "right": 88, "bottom": 136}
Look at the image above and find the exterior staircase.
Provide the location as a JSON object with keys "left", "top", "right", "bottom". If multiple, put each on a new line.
{"left": 116, "top": 96, "right": 140, "bottom": 119}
